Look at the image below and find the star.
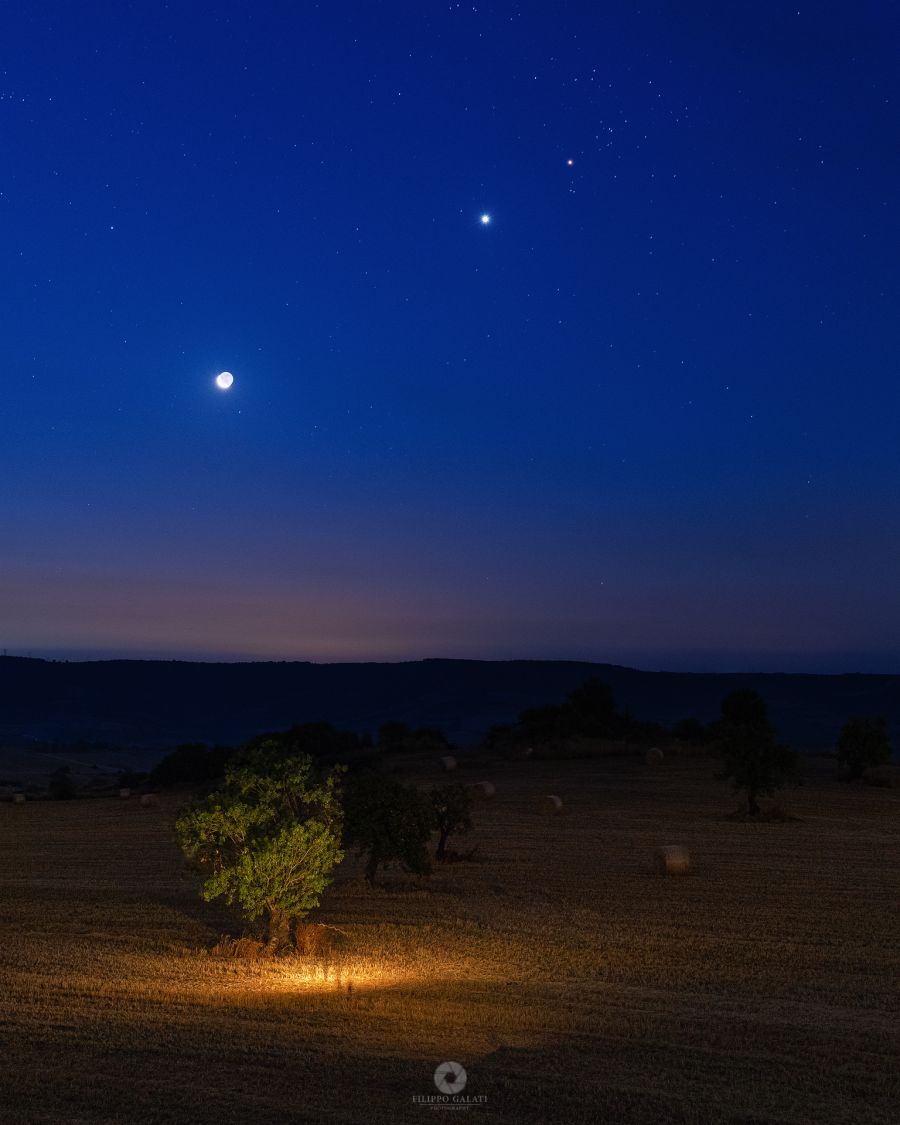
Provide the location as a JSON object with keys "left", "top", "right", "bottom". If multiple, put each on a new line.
{"left": 480, "top": 213, "right": 491, "bottom": 225}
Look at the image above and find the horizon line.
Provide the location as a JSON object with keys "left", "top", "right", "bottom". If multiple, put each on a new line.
{"left": 2, "top": 650, "right": 898, "bottom": 677}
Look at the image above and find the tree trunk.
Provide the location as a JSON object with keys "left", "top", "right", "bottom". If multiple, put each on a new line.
{"left": 364, "top": 853, "right": 379, "bottom": 886}
{"left": 436, "top": 828, "right": 450, "bottom": 861}
{"left": 747, "top": 789, "right": 760, "bottom": 817}
{"left": 266, "top": 906, "right": 294, "bottom": 951}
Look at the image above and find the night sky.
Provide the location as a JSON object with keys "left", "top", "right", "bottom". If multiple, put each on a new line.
{"left": 3, "top": 3, "right": 898, "bottom": 671}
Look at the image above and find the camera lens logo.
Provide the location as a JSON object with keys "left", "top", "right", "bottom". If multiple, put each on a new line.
{"left": 434, "top": 1061, "right": 467, "bottom": 1095}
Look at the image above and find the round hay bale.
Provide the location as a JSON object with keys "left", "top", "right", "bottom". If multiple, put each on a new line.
{"left": 538, "top": 794, "right": 563, "bottom": 814}
{"left": 119, "top": 787, "right": 131, "bottom": 799}
{"left": 13, "top": 792, "right": 26, "bottom": 805}
{"left": 470, "top": 781, "right": 496, "bottom": 800}
{"left": 655, "top": 845, "right": 690, "bottom": 876}
{"left": 139, "top": 793, "right": 159, "bottom": 808}
{"left": 645, "top": 747, "right": 664, "bottom": 768}
{"left": 440, "top": 755, "right": 457, "bottom": 772}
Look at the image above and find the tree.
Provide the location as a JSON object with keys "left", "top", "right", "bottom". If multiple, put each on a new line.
{"left": 149, "top": 743, "right": 230, "bottom": 789}
{"left": 343, "top": 772, "right": 434, "bottom": 885}
{"left": 243, "top": 722, "right": 361, "bottom": 764}
{"left": 720, "top": 688, "right": 769, "bottom": 729}
{"left": 431, "top": 783, "right": 474, "bottom": 860}
{"left": 516, "top": 679, "right": 631, "bottom": 745}
{"left": 517, "top": 703, "right": 572, "bottom": 742}
{"left": 714, "top": 690, "right": 795, "bottom": 816}
{"left": 175, "top": 743, "right": 344, "bottom": 949}
{"left": 836, "top": 716, "right": 892, "bottom": 780}
{"left": 567, "top": 677, "right": 628, "bottom": 737}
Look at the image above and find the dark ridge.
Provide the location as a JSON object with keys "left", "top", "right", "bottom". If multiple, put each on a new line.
{"left": 1, "top": 655, "right": 898, "bottom": 754}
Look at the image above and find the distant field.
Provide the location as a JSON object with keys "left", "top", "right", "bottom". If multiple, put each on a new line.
{"left": 0, "top": 755, "right": 897, "bottom": 1124}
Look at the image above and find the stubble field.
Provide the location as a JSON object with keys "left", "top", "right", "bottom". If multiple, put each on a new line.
{"left": 0, "top": 753, "right": 897, "bottom": 1124}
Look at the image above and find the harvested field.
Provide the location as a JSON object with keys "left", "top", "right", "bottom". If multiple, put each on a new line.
{"left": 0, "top": 755, "right": 897, "bottom": 1124}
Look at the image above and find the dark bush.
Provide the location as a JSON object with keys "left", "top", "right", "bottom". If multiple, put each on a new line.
{"left": 149, "top": 743, "right": 224, "bottom": 789}
{"left": 836, "top": 717, "right": 892, "bottom": 780}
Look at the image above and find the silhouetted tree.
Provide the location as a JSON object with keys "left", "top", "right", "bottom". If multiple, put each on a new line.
{"left": 343, "top": 772, "right": 434, "bottom": 885}
{"left": 714, "top": 690, "right": 796, "bottom": 816}
{"left": 567, "top": 678, "right": 627, "bottom": 737}
{"left": 242, "top": 722, "right": 360, "bottom": 763}
{"left": 720, "top": 688, "right": 769, "bottom": 729}
{"left": 150, "top": 743, "right": 225, "bottom": 788}
{"left": 517, "top": 703, "right": 573, "bottom": 741}
{"left": 431, "top": 783, "right": 474, "bottom": 860}
{"left": 515, "top": 679, "right": 633, "bottom": 744}
{"left": 836, "top": 716, "right": 892, "bottom": 780}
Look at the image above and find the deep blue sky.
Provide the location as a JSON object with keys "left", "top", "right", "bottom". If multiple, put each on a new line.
{"left": 2, "top": 2, "right": 898, "bottom": 671}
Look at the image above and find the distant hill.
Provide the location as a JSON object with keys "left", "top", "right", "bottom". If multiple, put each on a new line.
{"left": 1, "top": 656, "right": 898, "bottom": 761}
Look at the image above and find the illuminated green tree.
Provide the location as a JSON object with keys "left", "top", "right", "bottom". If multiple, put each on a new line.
{"left": 176, "top": 743, "right": 344, "bottom": 948}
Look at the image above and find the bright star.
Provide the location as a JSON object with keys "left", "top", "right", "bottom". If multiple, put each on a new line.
{"left": 567, "top": 159, "right": 574, "bottom": 166}
{"left": 480, "top": 213, "right": 491, "bottom": 225}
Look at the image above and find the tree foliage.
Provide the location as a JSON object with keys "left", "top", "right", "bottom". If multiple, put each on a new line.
{"left": 244, "top": 722, "right": 361, "bottom": 762}
{"left": 512, "top": 678, "right": 633, "bottom": 746}
{"left": 343, "top": 772, "right": 434, "bottom": 884}
{"left": 175, "top": 743, "right": 344, "bottom": 947}
{"left": 149, "top": 743, "right": 235, "bottom": 789}
{"left": 713, "top": 690, "right": 796, "bottom": 816}
{"left": 430, "top": 782, "right": 474, "bottom": 860}
{"left": 720, "top": 689, "right": 769, "bottom": 729}
{"left": 836, "top": 716, "right": 892, "bottom": 780}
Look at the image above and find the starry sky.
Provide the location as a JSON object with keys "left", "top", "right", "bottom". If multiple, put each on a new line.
{"left": 2, "top": 2, "right": 899, "bottom": 671}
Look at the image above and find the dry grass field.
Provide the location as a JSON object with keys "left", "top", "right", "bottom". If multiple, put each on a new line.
{"left": 0, "top": 753, "right": 897, "bottom": 1124}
